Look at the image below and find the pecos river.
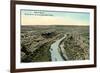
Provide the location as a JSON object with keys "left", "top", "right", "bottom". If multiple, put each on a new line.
{"left": 49, "top": 34, "right": 67, "bottom": 61}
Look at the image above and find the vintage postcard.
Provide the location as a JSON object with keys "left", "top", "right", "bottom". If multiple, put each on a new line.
{"left": 21, "top": 10, "right": 90, "bottom": 62}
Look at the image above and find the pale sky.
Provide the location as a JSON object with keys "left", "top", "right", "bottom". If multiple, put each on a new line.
{"left": 21, "top": 10, "right": 90, "bottom": 26}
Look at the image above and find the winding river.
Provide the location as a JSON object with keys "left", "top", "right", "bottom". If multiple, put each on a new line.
{"left": 50, "top": 34, "right": 67, "bottom": 61}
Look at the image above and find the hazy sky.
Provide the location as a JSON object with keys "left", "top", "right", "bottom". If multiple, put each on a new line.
{"left": 21, "top": 10, "right": 90, "bottom": 26}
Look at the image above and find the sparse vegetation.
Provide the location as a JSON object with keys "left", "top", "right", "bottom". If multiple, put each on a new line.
{"left": 21, "top": 25, "right": 89, "bottom": 62}
{"left": 63, "top": 32, "right": 89, "bottom": 60}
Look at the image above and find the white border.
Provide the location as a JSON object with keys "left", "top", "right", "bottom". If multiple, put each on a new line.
{"left": 16, "top": 4, "right": 94, "bottom": 69}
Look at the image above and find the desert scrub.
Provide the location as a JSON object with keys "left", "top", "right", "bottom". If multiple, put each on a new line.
{"left": 64, "top": 33, "right": 89, "bottom": 60}
{"left": 31, "top": 43, "right": 51, "bottom": 62}
{"left": 21, "top": 42, "right": 51, "bottom": 62}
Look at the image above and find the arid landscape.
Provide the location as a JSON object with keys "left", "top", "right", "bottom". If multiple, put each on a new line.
{"left": 21, "top": 25, "right": 89, "bottom": 62}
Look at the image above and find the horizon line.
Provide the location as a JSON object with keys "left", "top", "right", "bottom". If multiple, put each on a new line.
{"left": 21, "top": 25, "right": 89, "bottom": 26}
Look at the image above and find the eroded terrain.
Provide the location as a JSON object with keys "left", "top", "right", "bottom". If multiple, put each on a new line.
{"left": 21, "top": 25, "right": 89, "bottom": 62}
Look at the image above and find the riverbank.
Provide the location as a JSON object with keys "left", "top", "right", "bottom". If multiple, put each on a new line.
{"left": 63, "top": 32, "right": 89, "bottom": 60}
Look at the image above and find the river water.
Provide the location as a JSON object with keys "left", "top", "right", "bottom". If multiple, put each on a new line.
{"left": 50, "top": 34, "right": 67, "bottom": 61}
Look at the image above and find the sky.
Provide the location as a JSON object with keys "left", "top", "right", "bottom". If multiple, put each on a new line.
{"left": 21, "top": 10, "right": 90, "bottom": 26}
